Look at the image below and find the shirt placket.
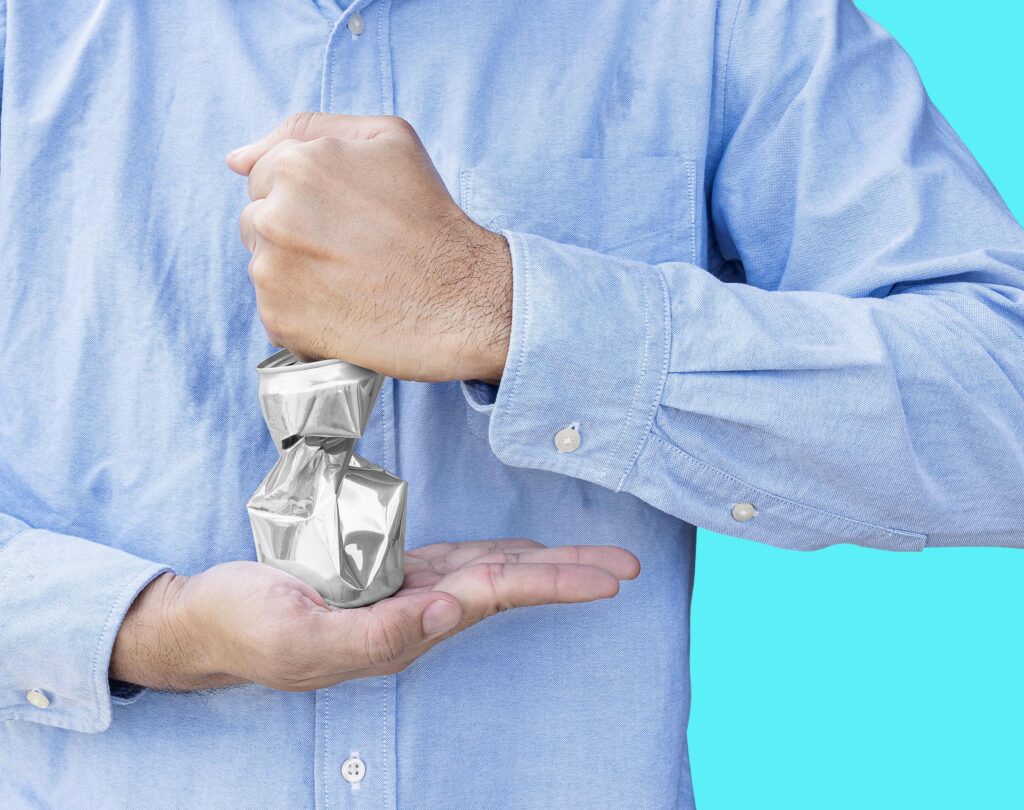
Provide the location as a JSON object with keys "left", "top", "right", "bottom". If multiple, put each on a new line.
{"left": 314, "top": 2, "right": 399, "bottom": 808}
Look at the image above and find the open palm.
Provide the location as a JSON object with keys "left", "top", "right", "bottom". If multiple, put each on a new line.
{"left": 151, "top": 539, "right": 639, "bottom": 692}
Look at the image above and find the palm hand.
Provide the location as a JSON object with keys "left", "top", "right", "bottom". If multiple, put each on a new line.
{"left": 132, "top": 539, "right": 639, "bottom": 692}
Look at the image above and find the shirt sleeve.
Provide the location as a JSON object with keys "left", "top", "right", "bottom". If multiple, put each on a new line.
{"left": 0, "top": 513, "right": 170, "bottom": 732}
{"left": 464, "top": 0, "right": 1024, "bottom": 551}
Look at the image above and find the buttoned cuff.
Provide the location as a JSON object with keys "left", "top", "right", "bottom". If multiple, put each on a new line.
{"left": 467, "top": 230, "right": 669, "bottom": 490}
{"left": 0, "top": 525, "right": 170, "bottom": 732}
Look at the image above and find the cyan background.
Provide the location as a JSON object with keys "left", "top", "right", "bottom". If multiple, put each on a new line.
{"left": 689, "top": 3, "right": 1024, "bottom": 808}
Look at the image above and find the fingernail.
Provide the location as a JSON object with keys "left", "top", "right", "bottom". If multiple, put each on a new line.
{"left": 226, "top": 146, "right": 249, "bottom": 162}
{"left": 422, "top": 599, "right": 461, "bottom": 636}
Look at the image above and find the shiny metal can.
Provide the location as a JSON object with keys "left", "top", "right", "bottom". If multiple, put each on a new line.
{"left": 247, "top": 350, "right": 406, "bottom": 608}
{"left": 255, "top": 350, "right": 384, "bottom": 449}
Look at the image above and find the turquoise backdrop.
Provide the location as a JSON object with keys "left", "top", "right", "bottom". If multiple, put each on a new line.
{"left": 688, "top": 3, "right": 1024, "bottom": 808}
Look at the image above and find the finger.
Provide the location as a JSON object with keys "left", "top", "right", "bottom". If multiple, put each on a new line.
{"left": 448, "top": 545, "right": 640, "bottom": 582}
{"left": 405, "top": 542, "right": 639, "bottom": 581}
{"left": 407, "top": 539, "right": 543, "bottom": 573}
{"left": 312, "top": 590, "right": 463, "bottom": 670}
{"left": 435, "top": 562, "right": 623, "bottom": 618}
{"left": 239, "top": 199, "right": 262, "bottom": 252}
{"left": 401, "top": 569, "right": 445, "bottom": 590}
{"left": 362, "top": 557, "right": 634, "bottom": 673}
{"left": 227, "top": 112, "right": 398, "bottom": 175}
{"left": 400, "top": 546, "right": 632, "bottom": 590}
{"left": 246, "top": 139, "right": 304, "bottom": 201}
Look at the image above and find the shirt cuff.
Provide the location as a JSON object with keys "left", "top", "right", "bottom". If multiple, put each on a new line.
{"left": 0, "top": 526, "right": 170, "bottom": 732}
{"left": 461, "top": 379, "right": 498, "bottom": 413}
{"left": 471, "top": 229, "right": 670, "bottom": 491}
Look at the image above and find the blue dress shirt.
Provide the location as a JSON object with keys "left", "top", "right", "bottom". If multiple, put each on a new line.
{"left": 1, "top": 0, "right": 1022, "bottom": 807}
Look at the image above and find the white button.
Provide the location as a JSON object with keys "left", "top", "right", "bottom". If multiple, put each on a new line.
{"left": 347, "top": 12, "right": 364, "bottom": 36}
{"left": 731, "top": 502, "right": 758, "bottom": 522}
{"left": 554, "top": 426, "right": 580, "bottom": 453}
{"left": 341, "top": 755, "right": 366, "bottom": 784}
{"left": 26, "top": 689, "right": 50, "bottom": 709}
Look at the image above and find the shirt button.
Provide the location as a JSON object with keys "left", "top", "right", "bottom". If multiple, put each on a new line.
{"left": 731, "top": 502, "right": 759, "bottom": 522}
{"left": 554, "top": 426, "right": 580, "bottom": 453}
{"left": 341, "top": 755, "right": 366, "bottom": 784}
{"left": 26, "top": 689, "right": 50, "bottom": 709}
{"left": 347, "top": 12, "right": 364, "bottom": 36}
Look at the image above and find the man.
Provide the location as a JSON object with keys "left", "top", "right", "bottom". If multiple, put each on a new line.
{"left": 1, "top": 0, "right": 1022, "bottom": 807}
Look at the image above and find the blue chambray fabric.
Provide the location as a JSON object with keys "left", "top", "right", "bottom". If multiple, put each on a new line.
{"left": 1, "top": 0, "right": 1022, "bottom": 807}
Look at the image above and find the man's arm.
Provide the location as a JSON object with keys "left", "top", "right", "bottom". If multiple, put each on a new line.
{"left": 2, "top": 511, "right": 637, "bottom": 732}
{"left": 0, "top": 10, "right": 173, "bottom": 733}
{"left": 0, "top": 514, "right": 172, "bottom": 732}
{"left": 478, "top": 0, "right": 1024, "bottom": 549}
{"left": 227, "top": 1, "right": 1023, "bottom": 551}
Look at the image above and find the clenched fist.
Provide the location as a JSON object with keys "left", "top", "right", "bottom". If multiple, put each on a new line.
{"left": 227, "top": 113, "right": 512, "bottom": 382}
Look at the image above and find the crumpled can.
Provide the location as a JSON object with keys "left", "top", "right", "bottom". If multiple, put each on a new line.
{"left": 247, "top": 350, "right": 407, "bottom": 608}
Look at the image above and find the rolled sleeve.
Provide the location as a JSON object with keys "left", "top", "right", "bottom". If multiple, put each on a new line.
{"left": 469, "top": 229, "right": 670, "bottom": 492}
{"left": 0, "top": 523, "right": 169, "bottom": 732}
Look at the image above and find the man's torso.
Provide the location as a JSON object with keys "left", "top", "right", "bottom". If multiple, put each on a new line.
{"left": 0, "top": 1, "right": 721, "bottom": 806}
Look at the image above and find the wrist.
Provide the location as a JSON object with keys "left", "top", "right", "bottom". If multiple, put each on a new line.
{"left": 461, "top": 223, "right": 512, "bottom": 384}
{"left": 110, "top": 571, "right": 240, "bottom": 691}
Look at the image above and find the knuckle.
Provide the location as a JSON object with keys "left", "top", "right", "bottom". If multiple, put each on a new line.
{"left": 308, "top": 135, "right": 341, "bottom": 157}
{"left": 247, "top": 252, "right": 275, "bottom": 286}
{"left": 273, "top": 145, "right": 309, "bottom": 180}
{"left": 382, "top": 115, "right": 416, "bottom": 139}
{"left": 251, "top": 204, "right": 285, "bottom": 243}
{"left": 282, "top": 111, "right": 321, "bottom": 139}
{"left": 479, "top": 563, "right": 505, "bottom": 612}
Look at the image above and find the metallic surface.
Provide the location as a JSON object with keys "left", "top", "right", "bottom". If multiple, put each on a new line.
{"left": 256, "top": 349, "right": 384, "bottom": 449}
{"left": 247, "top": 350, "right": 405, "bottom": 607}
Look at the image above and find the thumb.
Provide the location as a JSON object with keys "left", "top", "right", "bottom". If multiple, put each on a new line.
{"left": 319, "top": 591, "right": 463, "bottom": 670}
{"left": 226, "top": 112, "right": 396, "bottom": 175}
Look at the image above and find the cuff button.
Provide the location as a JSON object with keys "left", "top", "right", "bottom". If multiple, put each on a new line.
{"left": 731, "top": 502, "right": 759, "bottom": 522}
{"left": 26, "top": 689, "right": 50, "bottom": 709}
{"left": 554, "top": 426, "right": 581, "bottom": 453}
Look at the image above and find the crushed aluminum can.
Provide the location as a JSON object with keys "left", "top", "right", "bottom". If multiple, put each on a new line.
{"left": 247, "top": 350, "right": 407, "bottom": 608}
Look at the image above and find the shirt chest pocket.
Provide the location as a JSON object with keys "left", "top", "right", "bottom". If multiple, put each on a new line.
{"left": 458, "top": 155, "right": 697, "bottom": 267}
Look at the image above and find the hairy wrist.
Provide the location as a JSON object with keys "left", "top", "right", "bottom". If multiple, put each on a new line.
{"left": 110, "top": 571, "right": 242, "bottom": 692}
{"left": 448, "top": 219, "right": 512, "bottom": 383}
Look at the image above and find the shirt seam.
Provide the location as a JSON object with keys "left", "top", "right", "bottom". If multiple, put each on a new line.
{"left": 616, "top": 265, "right": 671, "bottom": 492}
{"left": 459, "top": 169, "right": 473, "bottom": 216}
{"left": 89, "top": 562, "right": 171, "bottom": 724}
{"left": 598, "top": 268, "right": 653, "bottom": 487}
{"left": 718, "top": 0, "right": 745, "bottom": 161}
{"left": 501, "top": 230, "right": 532, "bottom": 450}
{"left": 687, "top": 160, "right": 697, "bottom": 265}
{"left": 377, "top": 0, "right": 393, "bottom": 115}
{"left": 318, "top": 689, "right": 329, "bottom": 810}
{"left": 320, "top": 20, "right": 337, "bottom": 113}
{"left": 0, "top": 529, "right": 170, "bottom": 729}
{"left": 645, "top": 432, "right": 927, "bottom": 543}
